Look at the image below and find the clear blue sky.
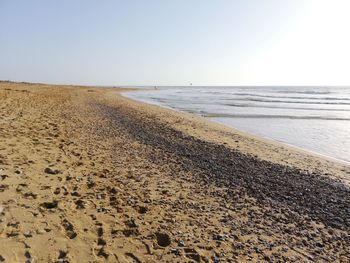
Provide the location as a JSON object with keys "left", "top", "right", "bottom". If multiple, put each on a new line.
{"left": 1, "top": 0, "right": 349, "bottom": 86}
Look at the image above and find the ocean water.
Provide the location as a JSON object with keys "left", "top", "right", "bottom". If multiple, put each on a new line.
{"left": 123, "top": 86, "right": 350, "bottom": 164}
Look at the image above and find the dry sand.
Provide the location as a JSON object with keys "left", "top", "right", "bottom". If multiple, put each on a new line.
{"left": 0, "top": 81, "right": 350, "bottom": 262}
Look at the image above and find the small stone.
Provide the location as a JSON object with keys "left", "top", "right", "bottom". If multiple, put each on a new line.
{"left": 44, "top": 167, "right": 61, "bottom": 175}
{"left": 97, "top": 227, "right": 103, "bottom": 237}
{"left": 23, "top": 231, "right": 33, "bottom": 238}
{"left": 98, "top": 238, "right": 106, "bottom": 246}
{"left": 125, "top": 218, "right": 138, "bottom": 228}
{"left": 139, "top": 206, "right": 148, "bottom": 214}
{"left": 87, "top": 179, "right": 95, "bottom": 188}
{"left": 7, "top": 231, "right": 19, "bottom": 237}
{"left": 24, "top": 192, "right": 37, "bottom": 199}
{"left": 171, "top": 248, "right": 181, "bottom": 256}
{"left": 58, "top": 250, "right": 67, "bottom": 259}
{"left": 213, "top": 234, "right": 224, "bottom": 241}
{"left": 62, "top": 219, "right": 77, "bottom": 239}
{"left": 263, "top": 255, "right": 271, "bottom": 261}
{"left": 97, "top": 247, "right": 109, "bottom": 258}
{"left": 109, "top": 187, "right": 117, "bottom": 194}
{"left": 178, "top": 239, "right": 185, "bottom": 247}
{"left": 71, "top": 191, "right": 80, "bottom": 197}
{"left": 41, "top": 201, "right": 58, "bottom": 209}
{"left": 24, "top": 251, "right": 31, "bottom": 259}
{"left": 75, "top": 199, "right": 85, "bottom": 209}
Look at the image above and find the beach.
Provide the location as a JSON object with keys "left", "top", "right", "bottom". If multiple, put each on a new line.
{"left": 1, "top": 81, "right": 350, "bottom": 262}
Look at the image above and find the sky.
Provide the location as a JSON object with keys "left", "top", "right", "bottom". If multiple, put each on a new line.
{"left": 1, "top": 0, "right": 350, "bottom": 86}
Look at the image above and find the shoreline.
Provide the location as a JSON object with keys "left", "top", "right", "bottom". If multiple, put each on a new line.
{"left": 210, "top": 118, "right": 350, "bottom": 166}
{"left": 121, "top": 90, "right": 350, "bottom": 185}
{"left": 1, "top": 81, "right": 350, "bottom": 262}
{"left": 122, "top": 90, "right": 350, "bottom": 167}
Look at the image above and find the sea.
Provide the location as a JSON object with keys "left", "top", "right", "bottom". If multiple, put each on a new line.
{"left": 123, "top": 86, "right": 350, "bottom": 164}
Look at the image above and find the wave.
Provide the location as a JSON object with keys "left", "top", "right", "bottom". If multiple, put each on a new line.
{"left": 223, "top": 103, "right": 350, "bottom": 111}
{"left": 155, "top": 94, "right": 350, "bottom": 106}
{"left": 274, "top": 90, "right": 332, "bottom": 95}
{"left": 195, "top": 88, "right": 338, "bottom": 96}
{"left": 203, "top": 113, "right": 350, "bottom": 121}
{"left": 223, "top": 97, "right": 350, "bottom": 105}
{"left": 231, "top": 93, "right": 350, "bottom": 101}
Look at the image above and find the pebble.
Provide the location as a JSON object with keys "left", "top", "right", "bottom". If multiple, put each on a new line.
{"left": 41, "top": 201, "right": 58, "bottom": 209}
{"left": 178, "top": 239, "right": 185, "bottom": 247}
{"left": 138, "top": 206, "right": 148, "bottom": 214}
{"left": 23, "top": 231, "right": 33, "bottom": 238}
{"left": 54, "top": 187, "right": 61, "bottom": 195}
{"left": 44, "top": 167, "right": 61, "bottom": 175}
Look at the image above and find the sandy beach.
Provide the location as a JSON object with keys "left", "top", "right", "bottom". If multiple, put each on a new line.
{"left": 0, "top": 81, "right": 350, "bottom": 262}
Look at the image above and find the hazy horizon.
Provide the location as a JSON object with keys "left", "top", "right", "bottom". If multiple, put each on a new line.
{"left": 1, "top": 0, "right": 350, "bottom": 86}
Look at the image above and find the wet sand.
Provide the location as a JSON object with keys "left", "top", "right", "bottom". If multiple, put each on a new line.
{"left": 0, "top": 81, "right": 350, "bottom": 262}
